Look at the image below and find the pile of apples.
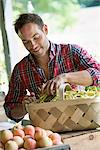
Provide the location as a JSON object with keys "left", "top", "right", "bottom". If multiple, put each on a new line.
{"left": 0, "top": 124, "right": 63, "bottom": 150}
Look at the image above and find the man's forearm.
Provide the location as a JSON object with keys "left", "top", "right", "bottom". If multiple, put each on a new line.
{"left": 66, "top": 70, "right": 93, "bottom": 86}
{"left": 11, "top": 103, "right": 27, "bottom": 120}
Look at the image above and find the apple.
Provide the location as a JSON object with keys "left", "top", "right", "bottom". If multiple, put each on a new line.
{"left": 5, "top": 140, "right": 18, "bottom": 150}
{"left": 49, "top": 133, "right": 61, "bottom": 141}
{"left": 37, "top": 136, "right": 53, "bottom": 148}
{"left": 53, "top": 139, "right": 63, "bottom": 145}
{"left": 46, "top": 130, "right": 53, "bottom": 137}
{"left": 0, "top": 142, "right": 3, "bottom": 148}
{"left": 0, "top": 148, "right": 4, "bottom": 150}
{"left": 13, "top": 136, "right": 24, "bottom": 148}
{"left": 24, "top": 137, "right": 36, "bottom": 150}
{"left": 12, "top": 128, "right": 25, "bottom": 138}
{"left": 1, "top": 130, "right": 13, "bottom": 144}
{"left": 23, "top": 125, "right": 35, "bottom": 138}
{"left": 34, "top": 127, "right": 47, "bottom": 140}
{"left": 23, "top": 135, "right": 31, "bottom": 141}
{"left": 18, "top": 148, "right": 26, "bottom": 150}
{"left": 13, "top": 124, "right": 23, "bottom": 130}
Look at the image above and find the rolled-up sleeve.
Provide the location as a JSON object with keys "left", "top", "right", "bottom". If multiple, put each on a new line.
{"left": 71, "top": 44, "right": 100, "bottom": 86}
{"left": 86, "top": 68, "right": 100, "bottom": 86}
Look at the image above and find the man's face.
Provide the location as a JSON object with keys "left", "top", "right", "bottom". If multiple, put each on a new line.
{"left": 18, "top": 23, "right": 49, "bottom": 57}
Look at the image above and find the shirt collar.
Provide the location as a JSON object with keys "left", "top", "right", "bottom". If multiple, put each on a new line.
{"left": 49, "top": 41, "right": 56, "bottom": 60}
{"left": 28, "top": 53, "right": 37, "bottom": 67}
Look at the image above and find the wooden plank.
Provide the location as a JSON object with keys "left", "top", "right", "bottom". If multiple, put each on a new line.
{"left": 61, "top": 129, "right": 100, "bottom": 138}
{"left": 62, "top": 130, "right": 100, "bottom": 150}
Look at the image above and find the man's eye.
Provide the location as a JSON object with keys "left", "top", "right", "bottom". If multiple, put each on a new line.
{"left": 34, "top": 35, "right": 40, "bottom": 40}
{"left": 23, "top": 41, "right": 29, "bottom": 44}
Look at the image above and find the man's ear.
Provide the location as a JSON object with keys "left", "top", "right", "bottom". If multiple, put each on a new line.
{"left": 42, "top": 24, "right": 48, "bottom": 35}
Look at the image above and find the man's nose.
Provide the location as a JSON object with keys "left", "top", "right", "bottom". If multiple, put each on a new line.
{"left": 30, "top": 39, "right": 36, "bottom": 45}
{"left": 30, "top": 39, "right": 36, "bottom": 47}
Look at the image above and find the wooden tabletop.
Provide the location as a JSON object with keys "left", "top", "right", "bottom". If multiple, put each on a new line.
{"left": 61, "top": 129, "right": 100, "bottom": 150}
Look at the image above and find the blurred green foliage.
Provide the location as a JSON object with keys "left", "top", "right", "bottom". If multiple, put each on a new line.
{"left": 12, "top": 0, "right": 80, "bottom": 31}
{"left": 12, "top": 0, "right": 100, "bottom": 32}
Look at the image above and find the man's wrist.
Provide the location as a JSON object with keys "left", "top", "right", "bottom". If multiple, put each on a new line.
{"left": 11, "top": 103, "right": 27, "bottom": 121}
{"left": 63, "top": 73, "right": 70, "bottom": 83}
{"left": 22, "top": 101, "right": 27, "bottom": 114}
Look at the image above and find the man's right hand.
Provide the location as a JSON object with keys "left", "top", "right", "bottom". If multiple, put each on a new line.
{"left": 41, "top": 73, "right": 67, "bottom": 95}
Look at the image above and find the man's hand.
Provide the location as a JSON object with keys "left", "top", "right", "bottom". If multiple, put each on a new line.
{"left": 23, "top": 95, "right": 36, "bottom": 104}
{"left": 22, "top": 93, "right": 38, "bottom": 109}
{"left": 41, "top": 73, "right": 67, "bottom": 95}
{"left": 41, "top": 70, "right": 93, "bottom": 96}
{"left": 11, "top": 93, "right": 38, "bottom": 121}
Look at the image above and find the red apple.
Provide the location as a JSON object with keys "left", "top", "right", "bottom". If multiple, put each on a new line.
{"left": 23, "top": 125, "right": 35, "bottom": 138}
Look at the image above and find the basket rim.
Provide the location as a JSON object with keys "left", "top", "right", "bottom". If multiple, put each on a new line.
{"left": 26, "top": 96, "right": 100, "bottom": 111}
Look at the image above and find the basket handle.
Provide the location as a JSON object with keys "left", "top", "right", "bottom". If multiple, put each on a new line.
{"left": 57, "top": 83, "right": 72, "bottom": 100}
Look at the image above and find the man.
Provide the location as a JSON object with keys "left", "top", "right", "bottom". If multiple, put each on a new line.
{"left": 4, "top": 13, "right": 100, "bottom": 122}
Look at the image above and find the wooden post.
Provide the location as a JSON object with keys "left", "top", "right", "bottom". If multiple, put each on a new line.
{"left": 0, "top": 0, "right": 11, "bottom": 79}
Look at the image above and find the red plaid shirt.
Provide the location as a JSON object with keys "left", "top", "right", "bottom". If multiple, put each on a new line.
{"left": 4, "top": 42, "right": 100, "bottom": 122}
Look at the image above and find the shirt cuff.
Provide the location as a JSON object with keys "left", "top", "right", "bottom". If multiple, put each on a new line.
{"left": 86, "top": 68, "right": 100, "bottom": 86}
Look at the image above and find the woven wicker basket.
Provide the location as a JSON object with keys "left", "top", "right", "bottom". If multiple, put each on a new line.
{"left": 26, "top": 85, "right": 100, "bottom": 132}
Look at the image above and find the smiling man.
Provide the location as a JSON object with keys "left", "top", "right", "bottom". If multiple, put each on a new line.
{"left": 4, "top": 13, "right": 100, "bottom": 122}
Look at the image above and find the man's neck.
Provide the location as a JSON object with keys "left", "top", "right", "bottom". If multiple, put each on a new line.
{"left": 36, "top": 51, "right": 49, "bottom": 67}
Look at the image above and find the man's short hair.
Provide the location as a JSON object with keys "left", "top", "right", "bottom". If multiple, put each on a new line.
{"left": 14, "top": 13, "right": 44, "bottom": 34}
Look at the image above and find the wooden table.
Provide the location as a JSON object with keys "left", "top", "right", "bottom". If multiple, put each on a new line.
{"left": 22, "top": 119, "right": 100, "bottom": 150}
{"left": 1, "top": 119, "right": 100, "bottom": 150}
{"left": 61, "top": 129, "right": 100, "bottom": 150}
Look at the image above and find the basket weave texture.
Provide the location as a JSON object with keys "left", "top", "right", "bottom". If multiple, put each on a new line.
{"left": 26, "top": 97, "right": 100, "bottom": 132}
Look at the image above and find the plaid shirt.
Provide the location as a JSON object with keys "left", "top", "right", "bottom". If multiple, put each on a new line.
{"left": 4, "top": 42, "right": 100, "bottom": 122}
